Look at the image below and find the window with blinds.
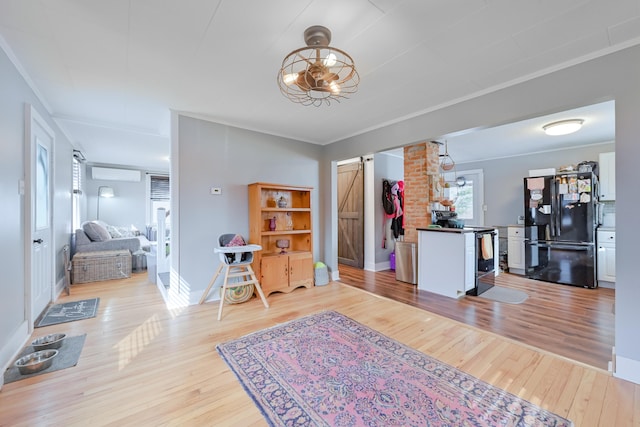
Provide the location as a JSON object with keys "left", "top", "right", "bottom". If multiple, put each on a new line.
{"left": 72, "top": 156, "right": 83, "bottom": 229}
{"left": 147, "top": 174, "right": 170, "bottom": 232}
{"left": 72, "top": 157, "right": 82, "bottom": 194}
{"left": 150, "top": 175, "right": 170, "bottom": 200}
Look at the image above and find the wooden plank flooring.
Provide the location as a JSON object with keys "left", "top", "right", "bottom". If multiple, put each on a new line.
{"left": 337, "top": 264, "right": 616, "bottom": 370}
{"left": 0, "top": 272, "right": 635, "bottom": 427}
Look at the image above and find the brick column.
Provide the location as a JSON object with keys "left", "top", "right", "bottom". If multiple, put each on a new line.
{"left": 402, "top": 142, "right": 440, "bottom": 242}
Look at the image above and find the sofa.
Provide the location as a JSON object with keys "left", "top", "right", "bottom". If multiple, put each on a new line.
{"left": 74, "top": 221, "right": 151, "bottom": 254}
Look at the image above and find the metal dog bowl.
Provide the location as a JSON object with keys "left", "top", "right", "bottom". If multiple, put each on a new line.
{"left": 32, "top": 333, "right": 66, "bottom": 351}
{"left": 14, "top": 350, "right": 58, "bottom": 375}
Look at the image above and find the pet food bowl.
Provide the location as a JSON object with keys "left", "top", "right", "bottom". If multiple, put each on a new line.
{"left": 14, "top": 349, "right": 58, "bottom": 375}
{"left": 32, "top": 333, "right": 66, "bottom": 351}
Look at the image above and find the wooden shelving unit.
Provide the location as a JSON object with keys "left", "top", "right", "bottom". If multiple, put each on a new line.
{"left": 248, "top": 182, "right": 314, "bottom": 296}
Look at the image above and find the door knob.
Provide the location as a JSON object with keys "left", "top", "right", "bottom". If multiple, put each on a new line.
{"left": 33, "top": 239, "right": 43, "bottom": 244}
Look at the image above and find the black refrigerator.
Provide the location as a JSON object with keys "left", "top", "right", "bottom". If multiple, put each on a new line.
{"left": 523, "top": 172, "right": 597, "bottom": 288}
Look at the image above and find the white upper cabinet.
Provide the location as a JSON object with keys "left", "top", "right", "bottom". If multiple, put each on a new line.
{"left": 599, "top": 152, "right": 615, "bottom": 201}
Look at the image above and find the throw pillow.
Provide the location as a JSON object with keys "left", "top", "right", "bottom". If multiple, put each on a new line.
{"left": 225, "top": 234, "right": 246, "bottom": 247}
{"left": 83, "top": 221, "right": 112, "bottom": 242}
{"left": 106, "top": 225, "right": 123, "bottom": 238}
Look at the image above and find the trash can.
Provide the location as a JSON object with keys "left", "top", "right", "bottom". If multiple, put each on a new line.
{"left": 395, "top": 241, "right": 417, "bottom": 284}
{"left": 132, "top": 250, "right": 147, "bottom": 273}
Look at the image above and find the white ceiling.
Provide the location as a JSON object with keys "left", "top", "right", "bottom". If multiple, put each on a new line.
{"left": 1, "top": 0, "right": 637, "bottom": 171}
{"left": 431, "top": 99, "right": 616, "bottom": 164}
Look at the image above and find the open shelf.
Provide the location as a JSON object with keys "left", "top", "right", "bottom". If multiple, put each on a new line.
{"left": 248, "top": 182, "right": 314, "bottom": 296}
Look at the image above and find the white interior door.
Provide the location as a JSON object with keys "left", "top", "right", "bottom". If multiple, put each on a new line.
{"left": 27, "top": 105, "right": 55, "bottom": 323}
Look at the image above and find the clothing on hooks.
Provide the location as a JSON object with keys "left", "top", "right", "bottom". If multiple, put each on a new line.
{"left": 381, "top": 179, "right": 405, "bottom": 247}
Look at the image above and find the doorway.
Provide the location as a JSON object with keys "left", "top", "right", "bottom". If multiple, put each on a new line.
{"left": 337, "top": 160, "right": 364, "bottom": 268}
{"left": 26, "top": 105, "right": 55, "bottom": 324}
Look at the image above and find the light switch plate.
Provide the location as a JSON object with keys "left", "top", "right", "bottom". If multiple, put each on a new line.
{"left": 210, "top": 187, "right": 222, "bottom": 195}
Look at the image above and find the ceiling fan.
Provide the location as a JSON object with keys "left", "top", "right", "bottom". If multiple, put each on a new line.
{"left": 278, "top": 26, "right": 359, "bottom": 106}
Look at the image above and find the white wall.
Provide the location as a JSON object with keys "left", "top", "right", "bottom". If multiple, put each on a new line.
{"left": 84, "top": 165, "right": 149, "bottom": 233}
{"left": 459, "top": 141, "right": 616, "bottom": 227}
{"left": 321, "top": 45, "right": 640, "bottom": 384}
{"left": 0, "top": 46, "right": 74, "bottom": 371}
{"left": 173, "top": 115, "right": 322, "bottom": 304}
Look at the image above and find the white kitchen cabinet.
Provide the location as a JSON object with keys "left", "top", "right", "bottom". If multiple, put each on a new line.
{"left": 507, "top": 226, "right": 525, "bottom": 275}
{"left": 599, "top": 152, "right": 615, "bottom": 201}
{"left": 597, "top": 229, "right": 615, "bottom": 287}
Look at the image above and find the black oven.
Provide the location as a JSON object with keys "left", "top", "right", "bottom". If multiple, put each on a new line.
{"left": 467, "top": 230, "right": 496, "bottom": 296}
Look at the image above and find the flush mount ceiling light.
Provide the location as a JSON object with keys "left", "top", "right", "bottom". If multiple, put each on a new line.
{"left": 277, "top": 25, "right": 359, "bottom": 106}
{"left": 542, "top": 119, "right": 584, "bottom": 136}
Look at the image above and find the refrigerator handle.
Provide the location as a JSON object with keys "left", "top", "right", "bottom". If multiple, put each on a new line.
{"left": 550, "top": 177, "right": 557, "bottom": 238}
{"left": 553, "top": 177, "right": 562, "bottom": 238}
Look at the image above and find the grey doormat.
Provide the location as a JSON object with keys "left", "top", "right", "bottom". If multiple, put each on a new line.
{"left": 478, "top": 286, "right": 529, "bottom": 304}
{"left": 36, "top": 298, "right": 99, "bottom": 327}
{"left": 3, "top": 334, "right": 86, "bottom": 384}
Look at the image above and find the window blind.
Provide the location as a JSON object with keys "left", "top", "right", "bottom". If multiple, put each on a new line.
{"left": 150, "top": 175, "right": 170, "bottom": 200}
{"left": 72, "top": 157, "right": 82, "bottom": 194}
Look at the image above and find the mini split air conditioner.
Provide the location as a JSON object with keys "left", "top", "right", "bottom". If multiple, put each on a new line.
{"left": 92, "top": 167, "right": 141, "bottom": 182}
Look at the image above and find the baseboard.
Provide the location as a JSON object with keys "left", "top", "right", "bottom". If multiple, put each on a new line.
{"left": 157, "top": 272, "right": 208, "bottom": 307}
{"left": 340, "top": 262, "right": 392, "bottom": 273}
{"left": 614, "top": 354, "right": 640, "bottom": 385}
{"left": 610, "top": 346, "right": 616, "bottom": 373}
{"left": 374, "top": 261, "right": 391, "bottom": 272}
{"left": 196, "top": 288, "right": 221, "bottom": 305}
{"left": 363, "top": 261, "right": 376, "bottom": 271}
{"left": 55, "top": 277, "right": 66, "bottom": 298}
{"left": 598, "top": 280, "right": 615, "bottom": 289}
{"left": 155, "top": 278, "right": 169, "bottom": 302}
{"left": 0, "top": 320, "right": 30, "bottom": 386}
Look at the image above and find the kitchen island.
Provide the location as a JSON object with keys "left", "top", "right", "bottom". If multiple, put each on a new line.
{"left": 417, "top": 226, "right": 498, "bottom": 299}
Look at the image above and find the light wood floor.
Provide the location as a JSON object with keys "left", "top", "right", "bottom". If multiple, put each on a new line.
{"left": 1, "top": 273, "right": 637, "bottom": 426}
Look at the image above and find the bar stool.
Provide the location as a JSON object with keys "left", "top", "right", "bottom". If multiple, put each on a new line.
{"left": 199, "top": 234, "right": 269, "bottom": 320}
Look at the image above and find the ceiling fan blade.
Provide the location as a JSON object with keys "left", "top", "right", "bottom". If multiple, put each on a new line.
{"left": 295, "top": 70, "right": 315, "bottom": 91}
{"left": 322, "top": 72, "right": 339, "bottom": 81}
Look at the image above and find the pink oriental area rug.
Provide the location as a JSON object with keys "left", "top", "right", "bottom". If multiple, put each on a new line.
{"left": 217, "top": 310, "right": 573, "bottom": 427}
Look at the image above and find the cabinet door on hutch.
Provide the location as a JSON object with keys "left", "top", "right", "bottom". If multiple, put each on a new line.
{"left": 288, "top": 252, "right": 313, "bottom": 288}
{"left": 260, "top": 255, "right": 289, "bottom": 295}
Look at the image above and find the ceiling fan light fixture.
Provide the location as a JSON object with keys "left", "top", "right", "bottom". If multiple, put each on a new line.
{"left": 542, "top": 119, "right": 584, "bottom": 136}
{"left": 277, "top": 25, "right": 359, "bottom": 106}
{"left": 283, "top": 73, "right": 298, "bottom": 85}
{"left": 323, "top": 53, "right": 337, "bottom": 67}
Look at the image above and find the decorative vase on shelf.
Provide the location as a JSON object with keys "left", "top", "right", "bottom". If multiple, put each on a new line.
{"left": 285, "top": 212, "right": 293, "bottom": 230}
{"left": 276, "top": 239, "right": 290, "bottom": 254}
{"left": 277, "top": 196, "right": 287, "bottom": 208}
{"left": 269, "top": 216, "right": 276, "bottom": 231}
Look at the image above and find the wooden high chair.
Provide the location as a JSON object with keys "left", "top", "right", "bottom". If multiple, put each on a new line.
{"left": 199, "top": 234, "right": 269, "bottom": 320}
